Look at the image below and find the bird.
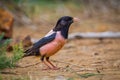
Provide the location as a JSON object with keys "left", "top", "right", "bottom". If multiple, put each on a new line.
{"left": 23, "top": 16, "right": 79, "bottom": 70}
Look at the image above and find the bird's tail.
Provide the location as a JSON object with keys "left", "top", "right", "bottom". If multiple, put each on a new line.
{"left": 23, "top": 46, "right": 40, "bottom": 58}
{"left": 23, "top": 47, "right": 35, "bottom": 58}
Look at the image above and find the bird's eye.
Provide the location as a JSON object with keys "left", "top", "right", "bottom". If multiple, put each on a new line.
{"left": 61, "top": 20, "right": 67, "bottom": 25}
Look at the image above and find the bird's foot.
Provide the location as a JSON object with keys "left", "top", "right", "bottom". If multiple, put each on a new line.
{"left": 42, "top": 67, "right": 52, "bottom": 70}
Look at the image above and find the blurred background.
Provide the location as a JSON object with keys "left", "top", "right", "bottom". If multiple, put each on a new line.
{"left": 0, "top": 0, "right": 120, "bottom": 80}
{"left": 0, "top": 0, "right": 120, "bottom": 39}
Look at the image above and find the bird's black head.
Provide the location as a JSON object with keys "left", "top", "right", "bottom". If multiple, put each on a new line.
{"left": 53, "top": 16, "right": 79, "bottom": 39}
{"left": 53, "top": 16, "right": 73, "bottom": 31}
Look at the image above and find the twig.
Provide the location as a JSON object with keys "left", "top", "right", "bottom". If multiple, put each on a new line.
{"left": 18, "top": 61, "right": 40, "bottom": 68}
{"left": 68, "top": 32, "right": 120, "bottom": 39}
{"left": 52, "top": 60, "right": 83, "bottom": 69}
{"left": 52, "top": 60, "right": 98, "bottom": 72}
{"left": 0, "top": 71, "right": 17, "bottom": 75}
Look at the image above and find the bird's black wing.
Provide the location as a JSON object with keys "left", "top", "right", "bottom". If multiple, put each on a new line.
{"left": 23, "top": 32, "right": 56, "bottom": 57}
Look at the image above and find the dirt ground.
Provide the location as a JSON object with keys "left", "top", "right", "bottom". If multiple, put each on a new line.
{"left": 1, "top": 20, "right": 120, "bottom": 80}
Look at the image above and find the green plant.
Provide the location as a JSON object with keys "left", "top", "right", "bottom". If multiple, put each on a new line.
{"left": 11, "top": 43, "right": 24, "bottom": 67}
{"left": 0, "top": 33, "right": 24, "bottom": 70}
{"left": 79, "top": 73, "right": 100, "bottom": 78}
{"left": 67, "top": 77, "right": 74, "bottom": 80}
{"left": 0, "top": 33, "right": 12, "bottom": 69}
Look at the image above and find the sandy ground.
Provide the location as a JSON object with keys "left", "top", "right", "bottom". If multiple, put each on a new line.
{"left": 1, "top": 20, "right": 120, "bottom": 80}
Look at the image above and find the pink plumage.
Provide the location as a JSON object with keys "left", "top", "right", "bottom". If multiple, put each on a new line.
{"left": 40, "top": 31, "right": 66, "bottom": 57}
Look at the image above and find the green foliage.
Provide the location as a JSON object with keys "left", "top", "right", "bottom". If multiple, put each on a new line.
{"left": 11, "top": 43, "right": 24, "bottom": 66}
{"left": 0, "top": 34, "right": 24, "bottom": 70}
{"left": 67, "top": 77, "right": 74, "bottom": 80}
{"left": 79, "top": 73, "right": 103, "bottom": 78}
{"left": 0, "top": 33, "right": 11, "bottom": 49}
{"left": 0, "top": 34, "right": 12, "bottom": 69}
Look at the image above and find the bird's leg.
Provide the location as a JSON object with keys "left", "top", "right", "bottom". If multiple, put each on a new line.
{"left": 46, "top": 57, "right": 60, "bottom": 70}
{"left": 41, "top": 55, "right": 52, "bottom": 70}
{"left": 46, "top": 57, "right": 56, "bottom": 67}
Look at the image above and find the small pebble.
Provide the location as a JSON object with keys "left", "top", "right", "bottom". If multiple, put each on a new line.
{"left": 94, "top": 52, "right": 99, "bottom": 55}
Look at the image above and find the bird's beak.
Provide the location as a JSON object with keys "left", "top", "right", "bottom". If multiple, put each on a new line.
{"left": 73, "top": 17, "right": 80, "bottom": 22}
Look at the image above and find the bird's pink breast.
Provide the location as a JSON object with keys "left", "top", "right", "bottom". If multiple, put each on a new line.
{"left": 40, "top": 32, "right": 66, "bottom": 57}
